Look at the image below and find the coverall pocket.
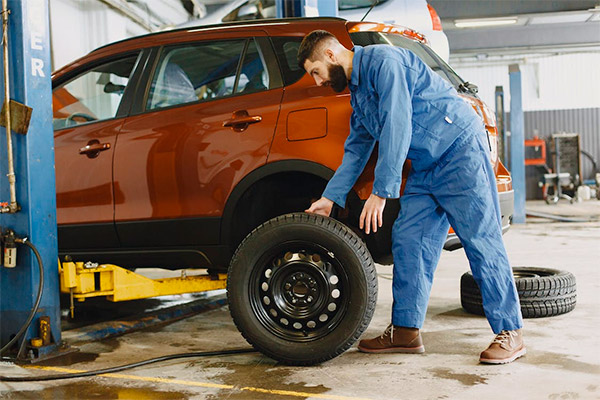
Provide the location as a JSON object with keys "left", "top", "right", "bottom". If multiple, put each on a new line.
{"left": 440, "top": 142, "right": 488, "bottom": 194}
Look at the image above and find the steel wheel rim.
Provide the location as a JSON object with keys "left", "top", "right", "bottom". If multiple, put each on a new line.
{"left": 249, "top": 240, "right": 350, "bottom": 342}
{"left": 513, "top": 269, "right": 556, "bottom": 279}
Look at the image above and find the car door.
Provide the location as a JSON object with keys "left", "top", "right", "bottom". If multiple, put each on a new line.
{"left": 113, "top": 32, "right": 283, "bottom": 248}
{"left": 53, "top": 52, "right": 142, "bottom": 249}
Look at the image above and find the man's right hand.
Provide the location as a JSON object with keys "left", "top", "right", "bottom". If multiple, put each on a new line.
{"left": 305, "top": 197, "right": 334, "bottom": 217}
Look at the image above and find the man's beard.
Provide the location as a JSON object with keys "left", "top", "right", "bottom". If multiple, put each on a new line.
{"left": 328, "top": 64, "right": 348, "bottom": 93}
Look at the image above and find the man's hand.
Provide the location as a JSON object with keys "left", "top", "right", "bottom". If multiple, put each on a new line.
{"left": 360, "top": 194, "right": 386, "bottom": 234}
{"left": 305, "top": 197, "right": 334, "bottom": 217}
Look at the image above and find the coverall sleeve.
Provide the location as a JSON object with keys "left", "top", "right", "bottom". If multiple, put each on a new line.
{"left": 322, "top": 112, "right": 376, "bottom": 208}
{"left": 371, "top": 58, "right": 413, "bottom": 199}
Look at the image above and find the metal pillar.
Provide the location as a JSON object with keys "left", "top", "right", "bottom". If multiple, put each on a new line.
{"left": 494, "top": 85, "right": 507, "bottom": 165}
{"left": 509, "top": 64, "right": 526, "bottom": 224}
{"left": 276, "top": 0, "right": 305, "bottom": 18}
{"left": 0, "top": 0, "right": 59, "bottom": 359}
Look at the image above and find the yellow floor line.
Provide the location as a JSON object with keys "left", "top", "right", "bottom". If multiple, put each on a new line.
{"left": 25, "top": 365, "right": 373, "bottom": 400}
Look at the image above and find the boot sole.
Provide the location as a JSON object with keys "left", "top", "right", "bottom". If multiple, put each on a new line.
{"left": 479, "top": 347, "right": 527, "bottom": 364}
{"left": 357, "top": 345, "right": 425, "bottom": 354}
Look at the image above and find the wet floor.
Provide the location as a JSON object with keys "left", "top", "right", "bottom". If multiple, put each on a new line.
{"left": 1, "top": 216, "right": 599, "bottom": 399}
{"left": 4, "top": 382, "right": 190, "bottom": 400}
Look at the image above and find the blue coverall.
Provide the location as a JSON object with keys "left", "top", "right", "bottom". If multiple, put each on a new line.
{"left": 322, "top": 45, "right": 523, "bottom": 334}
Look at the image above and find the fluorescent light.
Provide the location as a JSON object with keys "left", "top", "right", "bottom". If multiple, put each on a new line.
{"left": 454, "top": 18, "right": 518, "bottom": 28}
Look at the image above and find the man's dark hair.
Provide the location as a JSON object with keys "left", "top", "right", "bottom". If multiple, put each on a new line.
{"left": 297, "top": 30, "right": 337, "bottom": 70}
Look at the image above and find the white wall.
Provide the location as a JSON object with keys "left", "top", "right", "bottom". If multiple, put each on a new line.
{"left": 49, "top": 0, "right": 190, "bottom": 72}
{"left": 451, "top": 52, "right": 600, "bottom": 112}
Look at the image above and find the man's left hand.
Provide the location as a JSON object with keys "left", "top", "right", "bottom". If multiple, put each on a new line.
{"left": 360, "top": 194, "right": 386, "bottom": 234}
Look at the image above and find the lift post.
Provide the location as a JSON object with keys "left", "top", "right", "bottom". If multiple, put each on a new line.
{"left": 509, "top": 64, "right": 526, "bottom": 224}
{"left": 0, "top": 0, "right": 59, "bottom": 360}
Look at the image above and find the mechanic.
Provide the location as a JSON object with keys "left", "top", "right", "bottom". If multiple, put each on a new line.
{"left": 298, "top": 30, "right": 525, "bottom": 364}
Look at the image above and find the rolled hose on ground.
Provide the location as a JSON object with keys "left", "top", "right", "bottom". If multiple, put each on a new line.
{"left": 0, "top": 348, "right": 257, "bottom": 382}
{"left": 0, "top": 239, "right": 44, "bottom": 357}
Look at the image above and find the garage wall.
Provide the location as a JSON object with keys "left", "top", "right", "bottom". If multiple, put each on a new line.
{"left": 451, "top": 52, "right": 600, "bottom": 199}
{"left": 508, "top": 108, "right": 600, "bottom": 200}
{"left": 451, "top": 52, "right": 600, "bottom": 112}
{"left": 49, "top": 0, "right": 190, "bottom": 71}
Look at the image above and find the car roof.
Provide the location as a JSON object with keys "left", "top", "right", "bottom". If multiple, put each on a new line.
{"left": 52, "top": 17, "right": 351, "bottom": 78}
{"left": 94, "top": 17, "right": 347, "bottom": 53}
{"left": 52, "top": 17, "right": 421, "bottom": 79}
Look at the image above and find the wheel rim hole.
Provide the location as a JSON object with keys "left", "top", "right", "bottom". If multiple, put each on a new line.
{"left": 292, "top": 282, "right": 310, "bottom": 298}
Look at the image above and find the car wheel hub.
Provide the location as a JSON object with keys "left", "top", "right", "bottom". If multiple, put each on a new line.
{"left": 250, "top": 246, "right": 348, "bottom": 342}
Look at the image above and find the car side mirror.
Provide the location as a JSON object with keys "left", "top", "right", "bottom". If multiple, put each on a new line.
{"left": 466, "top": 82, "right": 478, "bottom": 93}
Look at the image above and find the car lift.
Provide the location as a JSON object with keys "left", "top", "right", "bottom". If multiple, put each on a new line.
{"left": 0, "top": 0, "right": 338, "bottom": 365}
{"left": 0, "top": 0, "right": 62, "bottom": 362}
{"left": 59, "top": 261, "right": 226, "bottom": 317}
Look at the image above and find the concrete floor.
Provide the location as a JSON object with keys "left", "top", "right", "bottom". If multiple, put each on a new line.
{"left": 1, "top": 200, "right": 599, "bottom": 399}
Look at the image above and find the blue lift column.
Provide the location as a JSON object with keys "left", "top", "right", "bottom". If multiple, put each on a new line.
{"left": 509, "top": 64, "right": 526, "bottom": 224}
{"left": 0, "top": 1, "right": 60, "bottom": 360}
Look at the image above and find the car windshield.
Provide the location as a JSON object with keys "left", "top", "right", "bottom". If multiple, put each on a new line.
{"left": 339, "top": 0, "right": 389, "bottom": 10}
{"left": 350, "top": 31, "right": 466, "bottom": 91}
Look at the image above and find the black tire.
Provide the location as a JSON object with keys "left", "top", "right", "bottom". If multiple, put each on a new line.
{"left": 227, "top": 213, "right": 377, "bottom": 365}
{"left": 461, "top": 267, "right": 576, "bottom": 318}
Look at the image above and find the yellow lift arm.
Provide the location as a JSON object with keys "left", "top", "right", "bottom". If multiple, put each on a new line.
{"left": 59, "top": 261, "right": 227, "bottom": 316}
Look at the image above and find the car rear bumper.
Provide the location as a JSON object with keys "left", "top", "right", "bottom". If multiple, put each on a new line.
{"left": 443, "top": 189, "right": 514, "bottom": 251}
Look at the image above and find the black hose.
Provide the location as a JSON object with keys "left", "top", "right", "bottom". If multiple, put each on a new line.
{"left": 0, "top": 348, "right": 257, "bottom": 382}
{"left": 0, "top": 239, "right": 44, "bottom": 356}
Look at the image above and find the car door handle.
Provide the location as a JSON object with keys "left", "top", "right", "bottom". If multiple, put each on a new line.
{"left": 223, "top": 110, "right": 262, "bottom": 132}
{"left": 79, "top": 140, "right": 111, "bottom": 158}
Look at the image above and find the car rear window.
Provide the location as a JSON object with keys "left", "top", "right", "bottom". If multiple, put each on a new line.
{"left": 350, "top": 31, "right": 464, "bottom": 88}
{"left": 270, "top": 36, "right": 305, "bottom": 86}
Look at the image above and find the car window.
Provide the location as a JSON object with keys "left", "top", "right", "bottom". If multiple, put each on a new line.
{"left": 147, "top": 39, "right": 270, "bottom": 110}
{"left": 52, "top": 55, "right": 138, "bottom": 130}
{"left": 235, "top": 38, "right": 269, "bottom": 94}
{"left": 270, "top": 36, "right": 305, "bottom": 86}
{"left": 350, "top": 31, "right": 464, "bottom": 88}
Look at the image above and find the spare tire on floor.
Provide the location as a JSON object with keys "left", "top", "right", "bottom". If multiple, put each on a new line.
{"left": 461, "top": 267, "right": 576, "bottom": 318}
{"left": 227, "top": 213, "right": 377, "bottom": 365}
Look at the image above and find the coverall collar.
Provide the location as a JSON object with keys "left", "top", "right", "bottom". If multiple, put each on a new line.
{"left": 349, "top": 46, "right": 363, "bottom": 90}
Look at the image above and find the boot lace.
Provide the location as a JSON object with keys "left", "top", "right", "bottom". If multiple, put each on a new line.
{"left": 491, "top": 330, "right": 518, "bottom": 349}
{"left": 382, "top": 324, "right": 394, "bottom": 342}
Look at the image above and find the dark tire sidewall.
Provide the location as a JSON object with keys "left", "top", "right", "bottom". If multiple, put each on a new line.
{"left": 460, "top": 266, "right": 577, "bottom": 318}
{"left": 227, "top": 213, "right": 376, "bottom": 365}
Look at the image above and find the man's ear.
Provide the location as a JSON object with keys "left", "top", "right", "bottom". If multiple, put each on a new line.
{"left": 324, "top": 48, "right": 337, "bottom": 63}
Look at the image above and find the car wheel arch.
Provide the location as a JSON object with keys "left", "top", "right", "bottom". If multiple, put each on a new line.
{"left": 221, "top": 160, "right": 364, "bottom": 253}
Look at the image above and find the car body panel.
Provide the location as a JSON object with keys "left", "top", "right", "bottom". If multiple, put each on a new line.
{"left": 51, "top": 18, "right": 513, "bottom": 268}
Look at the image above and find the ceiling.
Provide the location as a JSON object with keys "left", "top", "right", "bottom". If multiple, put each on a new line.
{"left": 428, "top": 0, "right": 599, "bottom": 20}
{"left": 428, "top": 0, "right": 600, "bottom": 59}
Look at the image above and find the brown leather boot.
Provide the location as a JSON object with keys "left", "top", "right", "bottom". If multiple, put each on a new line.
{"left": 479, "top": 329, "right": 526, "bottom": 364}
{"left": 358, "top": 324, "right": 425, "bottom": 354}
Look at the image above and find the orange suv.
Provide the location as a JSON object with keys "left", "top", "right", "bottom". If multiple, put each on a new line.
{"left": 52, "top": 17, "right": 513, "bottom": 364}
